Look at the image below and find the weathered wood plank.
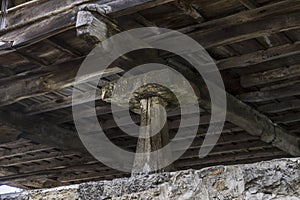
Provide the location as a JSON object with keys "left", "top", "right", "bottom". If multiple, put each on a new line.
{"left": 239, "top": 83, "right": 300, "bottom": 102}
{"left": 0, "top": 110, "right": 85, "bottom": 151}
{"left": 0, "top": 57, "right": 122, "bottom": 106}
{"left": 105, "top": 0, "right": 175, "bottom": 17}
{"left": 178, "top": 0, "right": 300, "bottom": 35}
{"left": 217, "top": 42, "right": 300, "bottom": 71}
{"left": 241, "top": 64, "right": 300, "bottom": 87}
{"left": 189, "top": 12, "right": 300, "bottom": 48}
{"left": 174, "top": 0, "right": 205, "bottom": 22}
{"left": 272, "top": 113, "right": 300, "bottom": 124}
{"left": 175, "top": 148, "right": 287, "bottom": 168}
{"left": 1, "top": 8, "right": 78, "bottom": 48}
{"left": 238, "top": 0, "right": 259, "bottom": 9}
{"left": 258, "top": 99, "right": 300, "bottom": 113}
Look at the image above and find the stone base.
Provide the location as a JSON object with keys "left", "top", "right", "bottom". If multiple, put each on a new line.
{"left": 1, "top": 158, "right": 299, "bottom": 200}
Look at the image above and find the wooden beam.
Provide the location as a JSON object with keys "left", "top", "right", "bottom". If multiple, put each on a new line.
{"left": 104, "top": 0, "right": 175, "bottom": 17}
{"left": 0, "top": 0, "right": 175, "bottom": 49}
{"left": 224, "top": 93, "right": 300, "bottom": 156}
{"left": 217, "top": 42, "right": 300, "bottom": 71}
{"left": 0, "top": 0, "right": 298, "bottom": 53}
{"left": 238, "top": 0, "right": 259, "bottom": 9}
{"left": 174, "top": 0, "right": 205, "bottom": 22}
{"left": 180, "top": 140, "right": 271, "bottom": 159}
{"left": 239, "top": 83, "right": 300, "bottom": 103}
{"left": 271, "top": 113, "right": 300, "bottom": 124}
{"left": 4, "top": 148, "right": 285, "bottom": 184}
{"left": 178, "top": 0, "right": 299, "bottom": 34}
{"left": 0, "top": 110, "right": 85, "bottom": 151}
{"left": 0, "top": 144, "right": 53, "bottom": 159}
{"left": 166, "top": 59, "right": 300, "bottom": 156}
{"left": 3, "top": 9, "right": 300, "bottom": 108}
{"left": 175, "top": 148, "right": 288, "bottom": 168}
{"left": 188, "top": 12, "right": 300, "bottom": 48}
{"left": 258, "top": 99, "right": 300, "bottom": 113}
{"left": 241, "top": 64, "right": 300, "bottom": 88}
{"left": 25, "top": 89, "right": 104, "bottom": 115}
{"left": 0, "top": 58, "right": 122, "bottom": 106}
{"left": 0, "top": 0, "right": 8, "bottom": 29}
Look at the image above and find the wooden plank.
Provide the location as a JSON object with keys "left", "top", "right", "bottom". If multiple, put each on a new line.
{"left": 0, "top": 57, "right": 122, "bottom": 106}
{"left": 0, "top": 0, "right": 175, "bottom": 48}
{"left": 0, "top": 0, "right": 8, "bottom": 29}
{"left": 189, "top": 12, "right": 300, "bottom": 48}
{"left": 217, "top": 42, "right": 300, "bottom": 71}
{"left": 272, "top": 113, "right": 300, "bottom": 124}
{"left": 105, "top": 0, "right": 175, "bottom": 17}
{"left": 25, "top": 90, "right": 104, "bottom": 115}
{"left": 180, "top": 140, "right": 270, "bottom": 159}
{"left": 0, "top": 0, "right": 298, "bottom": 53}
{"left": 0, "top": 151, "right": 77, "bottom": 167}
{"left": 258, "top": 99, "right": 300, "bottom": 113}
{"left": 2, "top": 0, "right": 92, "bottom": 31}
{"left": 174, "top": 0, "right": 205, "bottom": 22}
{"left": 239, "top": 83, "right": 300, "bottom": 102}
{"left": 238, "top": 0, "right": 259, "bottom": 9}
{"left": 175, "top": 148, "right": 287, "bottom": 168}
{"left": 178, "top": 0, "right": 300, "bottom": 34}
{"left": 1, "top": 8, "right": 78, "bottom": 48}
{"left": 0, "top": 144, "right": 53, "bottom": 159}
{"left": 241, "top": 64, "right": 300, "bottom": 87}
{"left": 0, "top": 110, "right": 85, "bottom": 151}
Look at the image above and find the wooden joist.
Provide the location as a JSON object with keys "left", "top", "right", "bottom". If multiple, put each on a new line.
{"left": 238, "top": 0, "right": 259, "bottom": 9}
{"left": 0, "top": 2, "right": 299, "bottom": 109}
{"left": 174, "top": 0, "right": 205, "bottom": 22}
{"left": 239, "top": 83, "right": 300, "bottom": 102}
{"left": 0, "top": 57, "right": 122, "bottom": 106}
{"left": 258, "top": 99, "right": 300, "bottom": 113}
{"left": 0, "top": 141, "right": 280, "bottom": 184}
{"left": 189, "top": 12, "right": 300, "bottom": 48}
{"left": 0, "top": 110, "right": 85, "bottom": 151}
{"left": 241, "top": 64, "right": 300, "bottom": 88}
{"left": 272, "top": 113, "right": 300, "bottom": 124}
{"left": 217, "top": 42, "right": 300, "bottom": 71}
{"left": 175, "top": 148, "right": 288, "bottom": 168}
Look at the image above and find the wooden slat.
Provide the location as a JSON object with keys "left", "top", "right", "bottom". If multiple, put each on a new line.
{"left": 239, "top": 83, "right": 300, "bottom": 102}
{"left": 217, "top": 42, "right": 300, "bottom": 71}
{"left": 272, "top": 113, "right": 300, "bottom": 124}
{"left": 241, "top": 64, "right": 300, "bottom": 88}
{"left": 258, "top": 99, "right": 300, "bottom": 113}
{"left": 175, "top": 148, "right": 287, "bottom": 168}
{"left": 0, "top": 110, "right": 85, "bottom": 151}
{"left": 188, "top": 12, "right": 300, "bottom": 48}
{"left": 238, "top": 0, "right": 259, "bottom": 9}
{"left": 0, "top": 58, "right": 122, "bottom": 106}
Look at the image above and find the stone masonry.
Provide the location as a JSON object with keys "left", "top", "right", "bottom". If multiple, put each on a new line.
{"left": 1, "top": 158, "right": 299, "bottom": 200}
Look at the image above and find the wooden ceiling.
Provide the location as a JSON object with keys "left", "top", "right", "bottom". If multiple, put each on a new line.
{"left": 0, "top": 0, "right": 299, "bottom": 189}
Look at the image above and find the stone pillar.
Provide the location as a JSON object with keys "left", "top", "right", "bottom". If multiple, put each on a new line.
{"left": 132, "top": 97, "right": 173, "bottom": 175}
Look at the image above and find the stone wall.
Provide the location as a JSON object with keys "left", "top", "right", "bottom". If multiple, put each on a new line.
{"left": 1, "top": 158, "right": 299, "bottom": 200}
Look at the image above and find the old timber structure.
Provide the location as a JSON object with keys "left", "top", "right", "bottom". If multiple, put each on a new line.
{"left": 0, "top": 0, "right": 299, "bottom": 190}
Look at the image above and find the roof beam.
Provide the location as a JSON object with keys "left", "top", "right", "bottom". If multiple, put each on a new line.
{"left": 239, "top": 83, "right": 300, "bottom": 103}
{"left": 174, "top": 0, "right": 205, "bottom": 22}
{"left": 241, "top": 64, "right": 300, "bottom": 88}
{"left": 0, "top": 110, "right": 85, "bottom": 151}
{"left": 217, "top": 42, "right": 300, "bottom": 71}
{"left": 0, "top": 58, "right": 122, "bottom": 106}
{"left": 238, "top": 0, "right": 259, "bottom": 9}
{"left": 0, "top": 2, "right": 299, "bottom": 108}
{"left": 258, "top": 99, "right": 300, "bottom": 114}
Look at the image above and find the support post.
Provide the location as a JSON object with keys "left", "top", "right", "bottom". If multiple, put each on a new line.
{"left": 132, "top": 97, "right": 173, "bottom": 175}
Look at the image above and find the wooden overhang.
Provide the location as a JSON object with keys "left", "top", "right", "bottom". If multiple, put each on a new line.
{"left": 0, "top": 0, "right": 299, "bottom": 189}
